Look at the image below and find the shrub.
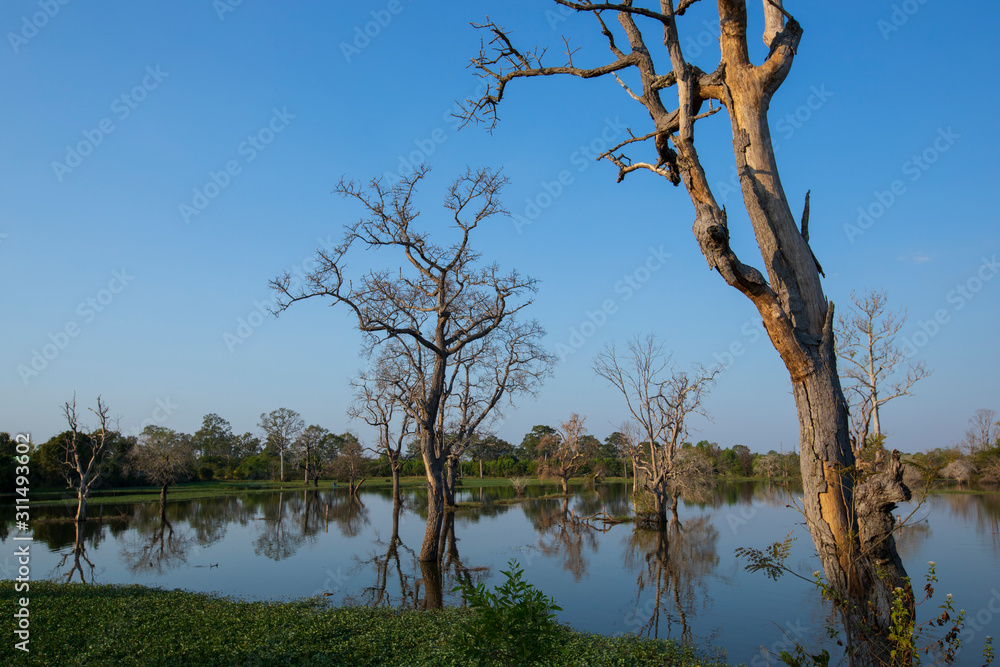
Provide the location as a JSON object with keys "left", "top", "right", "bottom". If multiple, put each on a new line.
{"left": 453, "top": 559, "right": 564, "bottom": 665}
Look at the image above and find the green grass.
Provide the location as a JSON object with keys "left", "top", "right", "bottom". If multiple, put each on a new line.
{"left": 3, "top": 581, "right": 728, "bottom": 666}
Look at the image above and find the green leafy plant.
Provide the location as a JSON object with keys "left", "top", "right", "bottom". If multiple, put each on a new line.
{"left": 453, "top": 558, "right": 564, "bottom": 666}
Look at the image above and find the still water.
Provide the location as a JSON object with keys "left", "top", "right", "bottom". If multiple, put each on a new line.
{"left": 3, "top": 482, "right": 998, "bottom": 665}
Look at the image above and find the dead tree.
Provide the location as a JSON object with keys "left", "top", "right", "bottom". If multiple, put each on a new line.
{"left": 60, "top": 395, "right": 114, "bottom": 523}
{"left": 835, "top": 288, "right": 930, "bottom": 454}
{"left": 539, "top": 414, "right": 596, "bottom": 495}
{"left": 271, "top": 165, "right": 539, "bottom": 562}
{"left": 594, "top": 335, "right": 718, "bottom": 525}
{"left": 350, "top": 346, "right": 415, "bottom": 506}
{"left": 460, "top": 3, "right": 912, "bottom": 663}
{"left": 439, "top": 319, "right": 553, "bottom": 507}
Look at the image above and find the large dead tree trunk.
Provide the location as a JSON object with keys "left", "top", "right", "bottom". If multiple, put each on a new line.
{"left": 462, "top": 2, "right": 911, "bottom": 662}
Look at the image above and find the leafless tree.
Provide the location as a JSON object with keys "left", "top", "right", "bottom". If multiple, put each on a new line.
{"left": 460, "top": 3, "right": 913, "bottom": 661}
{"left": 539, "top": 414, "right": 596, "bottom": 495}
{"left": 835, "top": 288, "right": 930, "bottom": 453}
{"left": 594, "top": 336, "right": 718, "bottom": 525}
{"left": 438, "top": 318, "right": 553, "bottom": 507}
{"left": 350, "top": 348, "right": 414, "bottom": 505}
{"left": 964, "top": 408, "right": 999, "bottom": 455}
{"left": 616, "top": 420, "right": 644, "bottom": 494}
{"left": 130, "top": 425, "right": 196, "bottom": 521}
{"left": 60, "top": 395, "right": 114, "bottom": 523}
{"left": 271, "top": 166, "right": 540, "bottom": 562}
{"left": 258, "top": 408, "right": 305, "bottom": 482}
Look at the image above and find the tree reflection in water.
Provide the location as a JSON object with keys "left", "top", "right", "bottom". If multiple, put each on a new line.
{"left": 347, "top": 502, "right": 420, "bottom": 608}
{"left": 122, "top": 509, "right": 191, "bottom": 574}
{"left": 346, "top": 504, "right": 489, "bottom": 611}
{"left": 624, "top": 515, "right": 719, "bottom": 644}
{"left": 56, "top": 520, "right": 97, "bottom": 583}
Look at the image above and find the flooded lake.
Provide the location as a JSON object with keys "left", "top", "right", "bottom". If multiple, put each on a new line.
{"left": 4, "top": 482, "right": 998, "bottom": 665}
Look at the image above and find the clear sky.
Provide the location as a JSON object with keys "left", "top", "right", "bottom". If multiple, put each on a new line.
{"left": 2, "top": 1, "right": 998, "bottom": 453}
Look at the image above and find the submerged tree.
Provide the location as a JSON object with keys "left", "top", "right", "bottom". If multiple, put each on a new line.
{"left": 439, "top": 318, "right": 553, "bottom": 507}
{"left": 460, "top": 2, "right": 912, "bottom": 662}
{"left": 835, "top": 288, "right": 930, "bottom": 455}
{"left": 271, "top": 165, "right": 544, "bottom": 562}
{"left": 60, "top": 395, "right": 114, "bottom": 523}
{"left": 131, "top": 426, "right": 197, "bottom": 521}
{"left": 350, "top": 343, "right": 416, "bottom": 506}
{"left": 594, "top": 335, "right": 718, "bottom": 525}
{"left": 539, "top": 414, "right": 597, "bottom": 495}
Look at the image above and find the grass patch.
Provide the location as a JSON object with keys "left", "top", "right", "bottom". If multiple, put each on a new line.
{"left": 4, "top": 581, "right": 728, "bottom": 666}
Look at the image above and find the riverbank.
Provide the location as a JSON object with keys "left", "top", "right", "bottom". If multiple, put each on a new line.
{"left": 17, "top": 475, "right": 988, "bottom": 511}
{"left": 3, "top": 581, "right": 729, "bottom": 666}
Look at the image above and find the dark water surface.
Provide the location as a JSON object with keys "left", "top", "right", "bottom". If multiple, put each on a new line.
{"left": 3, "top": 482, "right": 998, "bottom": 665}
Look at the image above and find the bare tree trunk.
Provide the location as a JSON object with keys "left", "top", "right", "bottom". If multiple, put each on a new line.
{"left": 391, "top": 464, "right": 401, "bottom": 507}
{"left": 75, "top": 489, "right": 87, "bottom": 523}
{"left": 159, "top": 483, "right": 169, "bottom": 523}
{"left": 444, "top": 456, "right": 459, "bottom": 508}
{"left": 419, "top": 434, "right": 447, "bottom": 561}
{"left": 279, "top": 451, "right": 284, "bottom": 482}
{"left": 560, "top": 474, "right": 569, "bottom": 496}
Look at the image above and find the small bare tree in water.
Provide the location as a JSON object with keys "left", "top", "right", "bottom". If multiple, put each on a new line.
{"left": 459, "top": 2, "right": 912, "bottom": 662}
{"left": 594, "top": 335, "right": 718, "bottom": 525}
{"left": 60, "top": 395, "right": 114, "bottom": 523}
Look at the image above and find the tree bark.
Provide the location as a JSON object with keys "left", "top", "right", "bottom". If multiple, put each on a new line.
{"left": 75, "top": 489, "right": 87, "bottom": 523}
{"left": 159, "top": 483, "right": 169, "bottom": 523}
{"left": 391, "top": 464, "right": 401, "bottom": 507}
{"left": 444, "top": 456, "right": 459, "bottom": 508}
{"left": 419, "top": 431, "right": 447, "bottom": 561}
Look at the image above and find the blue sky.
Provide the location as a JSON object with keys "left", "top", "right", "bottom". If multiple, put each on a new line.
{"left": 2, "top": 1, "right": 998, "bottom": 453}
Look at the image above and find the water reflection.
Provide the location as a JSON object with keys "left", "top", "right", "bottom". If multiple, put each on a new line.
{"left": 4, "top": 482, "right": 998, "bottom": 664}
{"left": 56, "top": 521, "right": 96, "bottom": 583}
{"left": 625, "top": 516, "right": 720, "bottom": 642}
{"left": 122, "top": 515, "right": 190, "bottom": 574}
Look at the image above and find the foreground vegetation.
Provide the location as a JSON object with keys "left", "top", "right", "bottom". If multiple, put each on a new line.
{"left": 4, "top": 581, "right": 727, "bottom": 667}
